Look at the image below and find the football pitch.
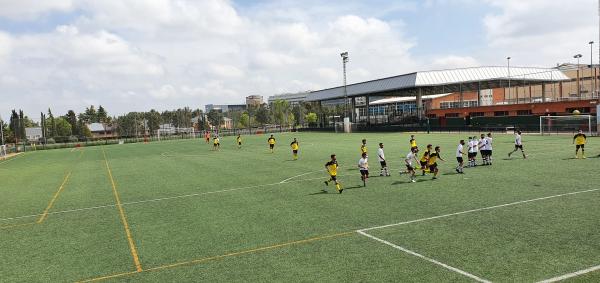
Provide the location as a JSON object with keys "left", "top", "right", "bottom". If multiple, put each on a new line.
{"left": 1, "top": 132, "right": 599, "bottom": 282}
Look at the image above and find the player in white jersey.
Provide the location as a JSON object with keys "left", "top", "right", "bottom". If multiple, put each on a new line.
{"left": 358, "top": 152, "right": 369, "bottom": 186}
{"left": 508, "top": 131, "right": 527, "bottom": 159}
{"left": 485, "top": 133, "right": 493, "bottom": 165}
{"left": 456, "top": 140, "right": 466, "bottom": 173}
{"left": 377, "top": 143, "right": 390, "bottom": 176}
{"left": 478, "top": 134, "right": 488, "bottom": 165}
{"left": 405, "top": 147, "right": 419, "bottom": 182}
{"left": 467, "top": 137, "right": 477, "bottom": 167}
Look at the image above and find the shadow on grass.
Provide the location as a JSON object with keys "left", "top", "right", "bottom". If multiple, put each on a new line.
{"left": 308, "top": 185, "right": 364, "bottom": 195}
{"left": 391, "top": 179, "right": 430, "bottom": 185}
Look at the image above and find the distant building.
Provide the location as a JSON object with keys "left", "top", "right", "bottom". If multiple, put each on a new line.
{"left": 205, "top": 104, "right": 246, "bottom": 113}
{"left": 25, "top": 127, "right": 43, "bottom": 141}
{"left": 245, "top": 95, "right": 263, "bottom": 107}
{"left": 267, "top": 91, "right": 310, "bottom": 106}
{"left": 87, "top": 123, "right": 116, "bottom": 138}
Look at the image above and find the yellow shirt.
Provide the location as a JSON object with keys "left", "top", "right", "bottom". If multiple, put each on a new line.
{"left": 361, "top": 145, "right": 367, "bottom": 154}
{"left": 420, "top": 150, "right": 430, "bottom": 162}
{"left": 574, "top": 134, "right": 587, "bottom": 145}
{"left": 326, "top": 160, "right": 338, "bottom": 176}
{"left": 428, "top": 152, "right": 439, "bottom": 165}
{"left": 410, "top": 139, "right": 417, "bottom": 148}
{"left": 237, "top": 137, "right": 242, "bottom": 143}
{"left": 213, "top": 138, "right": 219, "bottom": 145}
{"left": 291, "top": 142, "right": 299, "bottom": 150}
{"left": 268, "top": 138, "right": 276, "bottom": 145}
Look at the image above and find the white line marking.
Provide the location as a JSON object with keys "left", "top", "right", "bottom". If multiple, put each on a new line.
{"left": 357, "top": 230, "right": 492, "bottom": 283}
{"left": 359, "top": 188, "right": 600, "bottom": 232}
{"left": 0, "top": 173, "right": 346, "bottom": 223}
{"left": 0, "top": 153, "right": 24, "bottom": 165}
{"left": 536, "top": 264, "right": 600, "bottom": 283}
{"left": 279, "top": 170, "right": 323, "bottom": 184}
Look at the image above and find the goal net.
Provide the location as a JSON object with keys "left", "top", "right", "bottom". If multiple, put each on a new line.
{"left": 0, "top": 145, "right": 6, "bottom": 158}
{"left": 157, "top": 127, "right": 195, "bottom": 140}
{"left": 539, "top": 115, "right": 595, "bottom": 136}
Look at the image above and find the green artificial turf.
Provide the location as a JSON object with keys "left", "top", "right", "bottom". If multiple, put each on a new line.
{"left": 0, "top": 132, "right": 598, "bottom": 282}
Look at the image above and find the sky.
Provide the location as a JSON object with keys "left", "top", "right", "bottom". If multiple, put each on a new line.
{"left": 0, "top": 0, "right": 599, "bottom": 120}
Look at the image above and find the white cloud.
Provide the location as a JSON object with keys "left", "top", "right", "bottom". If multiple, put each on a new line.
{"left": 431, "top": 55, "right": 480, "bottom": 69}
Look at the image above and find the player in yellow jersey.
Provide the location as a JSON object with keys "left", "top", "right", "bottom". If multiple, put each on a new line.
{"left": 290, "top": 138, "right": 299, "bottom": 160}
{"left": 420, "top": 144, "right": 432, "bottom": 175}
{"left": 360, "top": 139, "right": 367, "bottom": 156}
{"left": 428, "top": 146, "right": 445, "bottom": 180}
{"left": 268, "top": 134, "right": 276, "bottom": 153}
{"left": 573, "top": 130, "right": 587, "bottom": 159}
{"left": 212, "top": 135, "right": 220, "bottom": 151}
{"left": 324, "top": 154, "right": 343, "bottom": 194}
{"left": 410, "top": 135, "right": 417, "bottom": 150}
{"left": 236, "top": 134, "right": 242, "bottom": 149}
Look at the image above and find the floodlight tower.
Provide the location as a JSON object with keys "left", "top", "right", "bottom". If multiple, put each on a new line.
{"left": 590, "top": 41, "right": 595, "bottom": 96}
{"left": 341, "top": 51, "right": 349, "bottom": 119}
{"left": 574, "top": 54, "right": 583, "bottom": 97}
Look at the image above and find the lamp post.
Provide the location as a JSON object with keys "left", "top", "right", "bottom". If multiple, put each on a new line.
{"left": 507, "top": 57, "right": 511, "bottom": 102}
{"left": 590, "top": 41, "right": 595, "bottom": 96}
{"left": 574, "top": 54, "right": 583, "bottom": 97}
{"left": 340, "top": 52, "right": 349, "bottom": 120}
{"left": 0, "top": 115, "right": 4, "bottom": 146}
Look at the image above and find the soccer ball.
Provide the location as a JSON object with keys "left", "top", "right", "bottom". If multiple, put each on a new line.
{"left": 572, "top": 110, "right": 581, "bottom": 115}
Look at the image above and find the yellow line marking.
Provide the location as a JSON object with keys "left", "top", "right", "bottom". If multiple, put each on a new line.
{"left": 0, "top": 222, "right": 36, "bottom": 230}
{"left": 37, "top": 171, "right": 72, "bottom": 223}
{"left": 102, "top": 147, "right": 143, "bottom": 272}
{"left": 78, "top": 231, "right": 354, "bottom": 282}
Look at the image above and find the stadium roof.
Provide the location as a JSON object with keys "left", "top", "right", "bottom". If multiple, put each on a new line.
{"left": 307, "top": 66, "right": 570, "bottom": 102}
{"left": 370, "top": 93, "right": 451, "bottom": 106}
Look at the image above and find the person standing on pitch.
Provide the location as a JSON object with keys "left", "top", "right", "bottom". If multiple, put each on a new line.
{"left": 573, "top": 129, "right": 587, "bottom": 159}
{"left": 290, "top": 138, "right": 299, "bottom": 160}
{"left": 358, "top": 152, "right": 369, "bottom": 187}
{"left": 419, "top": 144, "right": 432, "bottom": 175}
{"left": 409, "top": 135, "right": 417, "bottom": 150}
{"left": 478, "top": 134, "right": 488, "bottom": 165}
{"left": 377, "top": 143, "right": 390, "bottom": 176}
{"left": 456, "top": 140, "right": 465, "bottom": 174}
{"left": 268, "top": 134, "right": 276, "bottom": 153}
{"left": 486, "top": 133, "right": 493, "bottom": 165}
{"left": 405, "top": 147, "right": 419, "bottom": 182}
{"left": 360, "top": 139, "right": 368, "bottom": 156}
{"left": 428, "top": 146, "right": 445, "bottom": 180}
{"left": 213, "top": 135, "right": 220, "bottom": 151}
{"left": 324, "top": 154, "right": 343, "bottom": 194}
{"left": 508, "top": 131, "right": 527, "bottom": 159}
{"left": 467, "top": 137, "right": 477, "bottom": 167}
{"left": 205, "top": 131, "right": 211, "bottom": 144}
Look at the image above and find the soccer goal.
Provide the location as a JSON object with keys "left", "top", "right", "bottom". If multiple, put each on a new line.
{"left": 539, "top": 115, "right": 595, "bottom": 136}
{"left": 0, "top": 144, "right": 7, "bottom": 158}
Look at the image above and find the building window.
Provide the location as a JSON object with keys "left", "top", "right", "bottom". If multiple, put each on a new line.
{"left": 516, "top": 110, "right": 532, "bottom": 116}
{"left": 427, "top": 114, "right": 437, "bottom": 118}
{"left": 440, "top": 100, "right": 478, "bottom": 109}
{"left": 469, "top": 112, "right": 484, "bottom": 117}
{"left": 494, "top": 111, "right": 509, "bottom": 116}
{"left": 445, "top": 113, "right": 459, "bottom": 118}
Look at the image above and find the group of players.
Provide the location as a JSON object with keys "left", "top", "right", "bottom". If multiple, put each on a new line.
{"left": 202, "top": 129, "right": 590, "bottom": 195}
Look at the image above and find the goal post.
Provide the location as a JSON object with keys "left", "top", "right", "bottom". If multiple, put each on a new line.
{"left": 539, "top": 115, "right": 595, "bottom": 136}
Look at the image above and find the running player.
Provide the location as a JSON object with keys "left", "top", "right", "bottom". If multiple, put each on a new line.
{"left": 205, "top": 131, "right": 211, "bottom": 144}
{"left": 360, "top": 139, "right": 368, "bottom": 156}
{"left": 405, "top": 147, "right": 419, "bottom": 182}
{"left": 268, "top": 134, "right": 276, "bottom": 153}
{"left": 213, "top": 135, "right": 220, "bottom": 151}
{"left": 508, "top": 131, "right": 527, "bottom": 159}
{"left": 324, "top": 154, "right": 343, "bottom": 193}
{"left": 573, "top": 130, "right": 587, "bottom": 159}
{"left": 420, "top": 144, "right": 432, "bottom": 175}
{"left": 290, "top": 138, "right": 299, "bottom": 160}
{"left": 456, "top": 140, "right": 465, "bottom": 174}
{"left": 358, "top": 152, "right": 369, "bottom": 187}
{"left": 409, "top": 135, "right": 417, "bottom": 150}
{"left": 428, "top": 146, "right": 445, "bottom": 180}
{"left": 377, "top": 143, "right": 390, "bottom": 176}
{"left": 236, "top": 134, "right": 242, "bottom": 149}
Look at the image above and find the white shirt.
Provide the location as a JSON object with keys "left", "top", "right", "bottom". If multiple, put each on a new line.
{"left": 358, "top": 157, "right": 368, "bottom": 170}
{"left": 515, "top": 134, "right": 522, "bottom": 145}
{"left": 486, "top": 137, "right": 493, "bottom": 150}
{"left": 468, "top": 140, "right": 476, "bottom": 153}
{"left": 405, "top": 152, "right": 416, "bottom": 166}
{"left": 479, "top": 138, "right": 486, "bottom": 151}
{"left": 456, "top": 144, "right": 464, "bottom": 157}
{"left": 377, "top": 148, "right": 385, "bottom": 162}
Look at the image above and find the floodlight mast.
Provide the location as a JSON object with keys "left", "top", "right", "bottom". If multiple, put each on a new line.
{"left": 590, "top": 41, "right": 595, "bottom": 96}
{"left": 341, "top": 52, "right": 349, "bottom": 120}
{"left": 574, "top": 54, "right": 583, "bottom": 97}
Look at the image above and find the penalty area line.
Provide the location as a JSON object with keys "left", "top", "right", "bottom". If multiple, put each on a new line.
{"left": 536, "top": 264, "right": 600, "bottom": 283}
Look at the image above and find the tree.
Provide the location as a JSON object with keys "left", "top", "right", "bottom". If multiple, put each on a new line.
{"left": 47, "top": 108, "right": 56, "bottom": 138}
{"left": 1, "top": 119, "right": 10, "bottom": 144}
{"left": 239, "top": 113, "right": 250, "bottom": 128}
{"left": 255, "top": 105, "right": 270, "bottom": 125}
{"left": 206, "top": 109, "right": 222, "bottom": 128}
{"left": 54, "top": 117, "right": 72, "bottom": 137}
{"left": 305, "top": 112, "right": 318, "bottom": 126}
{"left": 97, "top": 105, "right": 108, "bottom": 123}
{"left": 146, "top": 110, "right": 162, "bottom": 135}
{"left": 65, "top": 110, "right": 78, "bottom": 136}
{"left": 9, "top": 110, "right": 20, "bottom": 142}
